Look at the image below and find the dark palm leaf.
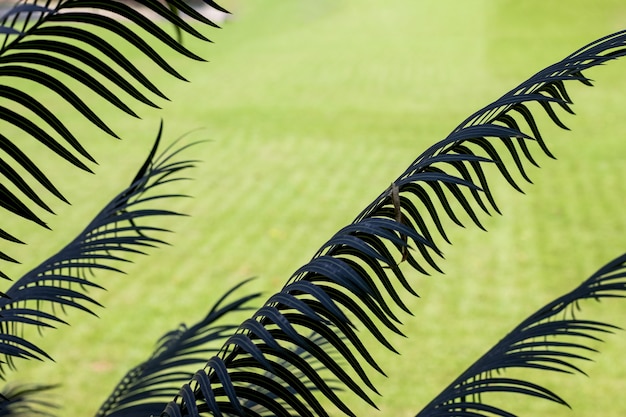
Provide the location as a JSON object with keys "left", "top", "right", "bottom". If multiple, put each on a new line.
{"left": 416, "top": 252, "right": 626, "bottom": 417}
{"left": 0, "top": 383, "right": 56, "bottom": 417}
{"left": 161, "top": 30, "right": 626, "bottom": 416}
{"left": 96, "top": 279, "right": 262, "bottom": 417}
{"left": 0, "top": 123, "right": 198, "bottom": 377}
{"left": 0, "top": 0, "right": 225, "bottom": 273}
{"left": 233, "top": 331, "right": 349, "bottom": 417}
{"left": 165, "top": 329, "right": 351, "bottom": 417}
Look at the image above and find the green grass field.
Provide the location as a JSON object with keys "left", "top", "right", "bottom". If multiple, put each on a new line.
{"left": 3, "top": 1, "right": 626, "bottom": 416}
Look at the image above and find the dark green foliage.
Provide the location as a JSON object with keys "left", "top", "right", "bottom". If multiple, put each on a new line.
{"left": 0, "top": 2, "right": 624, "bottom": 417}
{"left": 0, "top": 124, "right": 197, "bottom": 376}
{"left": 0, "top": 383, "right": 56, "bottom": 417}
{"left": 0, "top": 0, "right": 223, "bottom": 274}
{"left": 162, "top": 29, "right": 626, "bottom": 417}
{"left": 96, "top": 279, "right": 262, "bottom": 417}
{"left": 416, "top": 252, "right": 626, "bottom": 416}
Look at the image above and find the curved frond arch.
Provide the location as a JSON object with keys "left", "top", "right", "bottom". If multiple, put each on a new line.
{"left": 0, "top": 123, "right": 198, "bottom": 377}
{"left": 96, "top": 279, "right": 262, "bottom": 417}
{"left": 416, "top": 252, "right": 626, "bottom": 417}
{"left": 160, "top": 30, "right": 626, "bottom": 416}
{"left": 0, "top": 0, "right": 226, "bottom": 273}
{"left": 0, "top": 383, "right": 57, "bottom": 417}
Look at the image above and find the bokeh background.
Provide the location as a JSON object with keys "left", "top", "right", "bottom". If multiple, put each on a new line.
{"left": 3, "top": 1, "right": 626, "bottom": 416}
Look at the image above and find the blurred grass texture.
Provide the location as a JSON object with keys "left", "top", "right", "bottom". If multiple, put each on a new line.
{"left": 3, "top": 1, "right": 626, "bottom": 416}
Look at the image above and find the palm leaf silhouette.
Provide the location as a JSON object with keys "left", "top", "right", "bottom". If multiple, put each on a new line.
{"left": 0, "top": 123, "right": 197, "bottom": 377}
{"left": 161, "top": 30, "right": 626, "bottom": 416}
{"left": 0, "top": 383, "right": 56, "bottom": 417}
{"left": 0, "top": 0, "right": 224, "bottom": 272}
{"left": 416, "top": 252, "right": 626, "bottom": 416}
{"left": 96, "top": 279, "right": 262, "bottom": 417}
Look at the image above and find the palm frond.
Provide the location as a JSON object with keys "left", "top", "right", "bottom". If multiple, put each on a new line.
{"left": 0, "top": 0, "right": 225, "bottom": 273}
{"left": 96, "top": 279, "right": 262, "bottom": 417}
{"left": 0, "top": 123, "right": 197, "bottom": 377}
{"left": 231, "top": 331, "right": 349, "bottom": 417}
{"left": 416, "top": 252, "right": 626, "bottom": 417}
{"left": 0, "top": 383, "right": 56, "bottom": 417}
{"left": 161, "top": 30, "right": 626, "bottom": 416}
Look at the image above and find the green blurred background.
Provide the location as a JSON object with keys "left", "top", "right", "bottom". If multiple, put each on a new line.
{"left": 3, "top": 1, "right": 626, "bottom": 416}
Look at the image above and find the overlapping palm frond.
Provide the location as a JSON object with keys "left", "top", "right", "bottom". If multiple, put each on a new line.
{"left": 96, "top": 279, "right": 262, "bottom": 417}
{"left": 161, "top": 30, "right": 626, "bottom": 416}
{"left": 0, "top": 124, "right": 198, "bottom": 377}
{"left": 0, "top": 0, "right": 225, "bottom": 273}
{"left": 0, "top": 383, "right": 56, "bottom": 417}
{"left": 416, "top": 252, "right": 626, "bottom": 417}
{"left": 97, "top": 279, "right": 345, "bottom": 417}
{"left": 235, "top": 331, "right": 349, "bottom": 417}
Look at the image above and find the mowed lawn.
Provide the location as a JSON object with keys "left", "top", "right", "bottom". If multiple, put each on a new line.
{"left": 4, "top": 1, "right": 626, "bottom": 416}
